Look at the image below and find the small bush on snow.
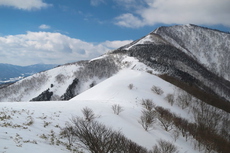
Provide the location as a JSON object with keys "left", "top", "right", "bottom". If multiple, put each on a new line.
{"left": 112, "top": 104, "right": 124, "bottom": 115}
{"left": 128, "top": 83, "right": 134, "bottom": 90}
{"left": 82, "top": 107, "right": 95, "bottom": 122}
{"left": 151, "top": 85, "right": 164, "bottom": 95}
{"left": 165, "top": 94, "right": 175, "bottom": 106}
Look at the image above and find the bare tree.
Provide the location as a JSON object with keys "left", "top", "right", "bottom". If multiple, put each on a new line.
{"left": 155, "top": 107, "right": 174, "bottom": 131}
{"left": 176, "top": 91, "right": 192, "bottom": 109}
{"left": 60, "top": 123, "right": 77, "bottom": 149}
{"left": 141, "top": 99, "right": 155, "bottom": 111}
{"left": 165, "top": 94, "right": 174, "bottom": 106}
{"left": 152, "top": 139, "right": 178, "bottom": 153}
{"left": 139, "top": 109, "right": 156, "bottom": 131}
{"left": 82, "top": 107, "right": 95, "bottom": 122}
{"left": 112, "top": 104, "right": 124, "bottom": 115}
{"left": 193, "top": 103, "right": 221, "bottom": 133}
{"left": 171, "top": 129, "right": 180, "bottom": 142}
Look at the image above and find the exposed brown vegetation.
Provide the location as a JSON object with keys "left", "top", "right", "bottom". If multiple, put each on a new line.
{"left": 156, "top": 106, "right": 230, "bottom": 153}
{"left": 159, "top": 74, "right": 230, "bottom": 113}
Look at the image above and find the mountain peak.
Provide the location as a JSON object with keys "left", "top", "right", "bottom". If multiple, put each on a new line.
{"left": 152, "top": 24, "right": 230, "bottom": 80}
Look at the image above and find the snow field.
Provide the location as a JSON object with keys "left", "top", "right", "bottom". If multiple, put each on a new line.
{"left": 0, "top": 68, "right": 198, "bottom": 153}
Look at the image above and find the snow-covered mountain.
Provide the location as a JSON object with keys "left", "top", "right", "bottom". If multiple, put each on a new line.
{"left": 154, "top": 24, "right": 230, "bottom": 81}
{"left": 0, "top": 24, "right": 230, "bottom": 153}
{"left": 115, "top": 24, "right": 230, "bottom": 113}
{"left": 0, "top": 63, "right": 56, "bottom": 84}
{"left": 0, "top": 55, "right": 120, "bottom": 102}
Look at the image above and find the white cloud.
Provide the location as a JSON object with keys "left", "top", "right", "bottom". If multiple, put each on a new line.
{"left": 0, "top": 32, "right": 132, "bottom": 66}
{"left": 115, "top": 0, "right": 230, "bottom": 28}
{"left": 115, "top": 13, "right": 144, "bottom": 28}
{"left": 0, "top": 0, "right": 51, "bottom": 10}
{"left": 101, "top": 40, "right": 133, "bottom": 49}
{"left": 39, "top": 24, "right": 51, "bottom": 29}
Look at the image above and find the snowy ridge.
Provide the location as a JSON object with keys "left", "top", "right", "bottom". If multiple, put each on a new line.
{"left": 125, "top": 33, "right": 170, "bottom": 50}
{"left": 115, "top": 24, "right": 230, "bottom": 104}
{"left": 0, "top": 62, "right": 84, "bottom": 102}
{"left": 0, "top": 55, "right": 121, "bottom": 102}
{"left": 154, "top": 24, "right": 230, "bottom": 81}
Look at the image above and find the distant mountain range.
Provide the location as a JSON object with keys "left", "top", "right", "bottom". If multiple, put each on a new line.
{"left": 0, "top": 63, "right": 57, "bottom": 84}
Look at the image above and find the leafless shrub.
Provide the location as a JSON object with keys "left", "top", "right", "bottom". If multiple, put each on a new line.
{"left": 176, "top": 91, "right": 192, "bottom": 109}
{"left": 155, "top": 106, "right": 174, "bottom": 131}
{"left": 60, "top": 123, "right": 77, "bottom": 149}
{"left": 165, "top": 94, "right": 175, "bottom": 106}
{"left": 147, "top": 70, "right": 153, "bottom": 74}
{"left": 82, "top": 107, "right": 95, "bottom": 122}
{"left": 112, "top": 104, "right": 124, "bottom": 115}
{"left": 23, "top": 116, "right": 34, "bottom": 126}
{"left": 128, "top": 84, "right": 134, "bottom": 90}
{"left": 61, "top": 117, "right": 148, "bottom": 153}
{"left": 171, "top": 129, "right": 180, "bottom": 142}
{"left": 141, "top": 99, "right": 155, "bottom": 111}
{"left": 151, "top": 85, "right": 164, "bottom": 95}
{"left": 43, "top": 121, "right": 51, "bottom": 128}
{"left": 139, "top": 109, "right": 156, "bottom": 131}
{"left": 152, "top": 139, "right": 178, "bottom": 153}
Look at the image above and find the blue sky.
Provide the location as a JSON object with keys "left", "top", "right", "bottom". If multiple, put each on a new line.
{"left": 0, "top": 0, "right": 157, "bottom": 41}
{"left": 0, "top": 0, "right": 229, "bottom": 66}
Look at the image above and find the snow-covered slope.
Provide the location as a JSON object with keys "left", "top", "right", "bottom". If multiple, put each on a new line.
{"left": 0, "top": 62, "right": 83, "bottom": 101}
{"left": 0, "top": 63, "right": 200, "bottom": 153}
{"left": 0, "top": 55, "right": 120, "bottom": 102}
{"left": 2, "top": 58, "right": 229, "bottom": 152}
{"left": 154, "top": 24, "right": 230, "bottom": 81}
{"left": 1, "top": 56, "right": 229, "bottom": 152}
{"left": 114, "top": 25, "right": 230, "bottom": 110}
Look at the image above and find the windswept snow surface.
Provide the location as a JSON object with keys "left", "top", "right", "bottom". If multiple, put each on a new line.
{"left": 1, "top": 67, "right": 198, "bottom": 153}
